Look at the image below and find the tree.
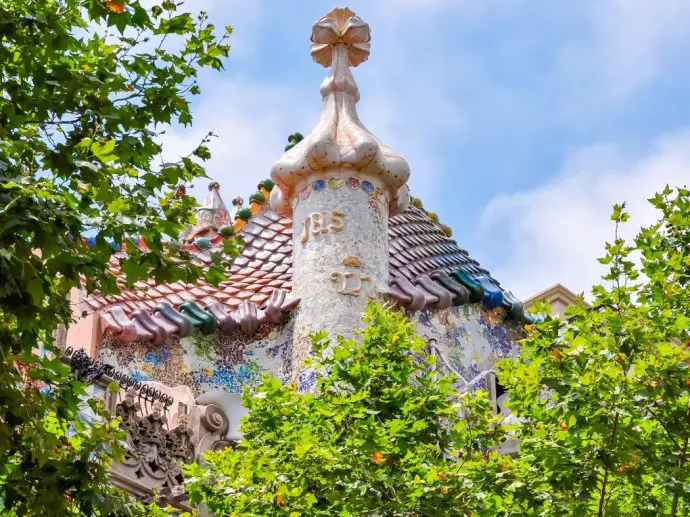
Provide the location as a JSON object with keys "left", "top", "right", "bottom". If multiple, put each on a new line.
{"left": 0, "top": 0, "right": 235, "bottom": 513}
{"left": 184, "top": 303, "right": 515, "bottom": 516}
{"left": 500, "top": 187, "right": 690, "bottom": 516}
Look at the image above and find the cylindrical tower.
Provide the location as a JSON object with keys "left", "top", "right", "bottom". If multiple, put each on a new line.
{"left": 269, "top": 8, "right": 410, "bottom": 377}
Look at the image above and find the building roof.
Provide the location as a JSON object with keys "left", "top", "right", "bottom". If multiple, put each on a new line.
{"left": 523, "top": 283, "right": 587, "bottom": 319}
{"left": 83, "top": 180, "right": 532, "bottom": 345}
{"left": 523, "top": 283, "right": 581, "bottom": 307}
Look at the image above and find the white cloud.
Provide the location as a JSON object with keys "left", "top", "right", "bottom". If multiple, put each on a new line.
{"left": 482, "top": 128, "right": 690, "bottom": 300}
{"left": 585, "top": 0, "right": 690, "bottom": 94}
{"left": 159, "top": 75, "right": 313, "bottom": 200}
{"left": 550, "top": 0, "right": 690, "bottom": 126}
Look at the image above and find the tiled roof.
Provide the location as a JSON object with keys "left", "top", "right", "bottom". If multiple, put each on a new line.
{"left": 83, "top": 207, "right": 293, "bottom": 315}
{"left": 85, "top": 195, "right": 531, "bottom": 344}
{"left": 389, "top": 206, "right": 489, "bottom": 282}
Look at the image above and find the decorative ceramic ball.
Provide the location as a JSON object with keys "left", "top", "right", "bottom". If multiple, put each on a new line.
{"left": 219, "top": 225, "right": 235, "bottom": 238}
{"left": 249, "top": 191, "right": 266, "bottom": 204}
{"left": 288, "top": 132, "right": 304, "bottom": 143}
{"left": 284, "top": 132, "right": 305, "bottom": 151}
{"left": 195, "top": 237, "right": 211, "bottom": 250}
{"left": 236, "top": 207, "right": 252, "bottom": 221}
{"left": 258, "top": 179, "right": 275, "bottom": 192}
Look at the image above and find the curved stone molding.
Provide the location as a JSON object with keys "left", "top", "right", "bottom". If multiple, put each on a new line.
{"left": 270, "top": 7, "right": 410, "bottom": 217}
{"left": 101, "top": 288, "right": 300, "bottom": 343}
{"left": 195, "top": 403, "right": 231, "bottom": 458}
{"left": 195, "top": 390, "right": 249, "bottom": 442}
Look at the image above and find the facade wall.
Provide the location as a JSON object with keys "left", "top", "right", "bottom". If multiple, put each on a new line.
{"left": 415, "top": 305, "right": 522, "bottom": 388}
{"left": 97, "top": 304, "right": 521, "bottom": 397}
{"left": 98, "top": 317, "right": 295, "bottom": 397}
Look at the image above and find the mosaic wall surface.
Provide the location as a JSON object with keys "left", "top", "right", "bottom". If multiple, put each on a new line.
{"left": 99, "top": 317, "right": 295, "bottom": 397}
{"left": 415, "top": 304, "right": 522, "bottom": 389}
{"left": 98, "top": 305, "right": 520, "bottom": 397}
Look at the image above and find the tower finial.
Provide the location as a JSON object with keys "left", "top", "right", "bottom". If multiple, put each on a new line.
{"left": 269, "top": 7, "right": 410, "bottom": 217}
{"left": 194, "top": 181, "right": 229, "bottom": 230}
{"left": 310, "top": 7, "right": 371, "bottom": 68}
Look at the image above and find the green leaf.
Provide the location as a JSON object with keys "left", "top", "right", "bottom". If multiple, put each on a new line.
{"left": 204, "top": 264, "right": 226, "bottom": 286}
{"left": 107, "top": 197, "right": 129, "bottom": 213}
{"left": 74, "top": 160, "right": 99, "bottom": 172}
{"left": 0, "top": 0, "right": 232, "bottom": 512}
{"left": 27, "top": 278, "right": 44, "bottom": 305}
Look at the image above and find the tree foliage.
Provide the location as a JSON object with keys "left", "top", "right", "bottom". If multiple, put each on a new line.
{"left": 0, "top": 0, "right": 234, "bottom": 513}
{"left": 185, "top": 303, "right": 513, "bottom": 516}
{"left": 501, "top": 186, "right": 690, "bottom": 516}
{"left": 186, "top": 187, "right": 690, "bottom": 516}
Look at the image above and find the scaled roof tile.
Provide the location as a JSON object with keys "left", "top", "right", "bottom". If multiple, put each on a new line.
{"left": 85, "top": 200, "right": 502, "bottom": 318}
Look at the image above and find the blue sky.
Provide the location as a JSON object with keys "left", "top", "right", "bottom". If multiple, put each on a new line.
{"left": 163, "top": 1, "right": 690, "bottom": 299}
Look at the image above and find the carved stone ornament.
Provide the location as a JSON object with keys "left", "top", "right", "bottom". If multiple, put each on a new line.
{"left": 270, "top": 7, "right": 410, "bottom": 217}
{"left": 300, "top": 210, "right": 345, "bottom": 244}
{"left": 330, "top": 271, "right": 375, "bottom": 298}
{"left": 110, "top": 387, "right": 232, "bottom": 505}
{"left": 310, "top": 7, "right": 371, "bottom": 68}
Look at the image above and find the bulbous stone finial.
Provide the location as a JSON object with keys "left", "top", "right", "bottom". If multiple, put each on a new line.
{"left": 270, "top": 7, "right": 410, "bottom": 217}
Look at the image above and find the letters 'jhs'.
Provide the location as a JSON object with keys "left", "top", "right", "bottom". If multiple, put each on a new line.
{"left": 300, "top": 211, "right": 345, "bottom": 244}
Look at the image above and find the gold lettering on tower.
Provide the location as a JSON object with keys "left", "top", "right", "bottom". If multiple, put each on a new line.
{"left": 330, "top": 271, "right": 375, "bottom": 298}
{"left": 301, "top": 211, "right": 346, "bottom": 244}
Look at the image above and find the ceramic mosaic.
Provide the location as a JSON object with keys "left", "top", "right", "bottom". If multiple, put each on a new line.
{"left": 98, "top": 316, "right": 295, "bottom": 397}
{"left": 415, "top": 304, "right": 522, "bottom": 388}
{"left": 97, "top": 299, "right": 520, "bottom": 399}
{"left": 294, "top": 176, "right": 387, "bottom": 220}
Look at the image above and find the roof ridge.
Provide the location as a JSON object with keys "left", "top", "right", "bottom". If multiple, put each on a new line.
{"left": 408, "top": 195, "right": 453, "bottom": 237}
